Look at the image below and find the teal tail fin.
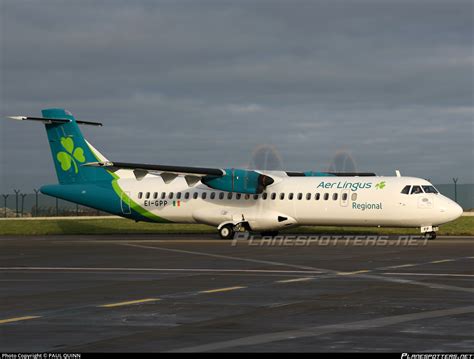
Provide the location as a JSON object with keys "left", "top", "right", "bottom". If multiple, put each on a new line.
{"left": 42, "top": 108, "right": 113, "bottom": 184}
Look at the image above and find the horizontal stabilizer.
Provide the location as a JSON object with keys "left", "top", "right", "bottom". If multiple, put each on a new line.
{"left": 6, "top": 116, "right": 102, "bottom": 126}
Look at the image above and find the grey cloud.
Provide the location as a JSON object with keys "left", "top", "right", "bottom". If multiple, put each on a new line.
{"left": 1, "top": 0, "right": 473, "bottom": 192}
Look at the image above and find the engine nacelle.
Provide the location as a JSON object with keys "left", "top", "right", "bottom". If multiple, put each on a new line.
{"left": 202, "top": 168, "right": 274, "bottom": 194}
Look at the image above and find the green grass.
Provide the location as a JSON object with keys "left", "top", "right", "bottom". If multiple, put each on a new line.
{"left": 0, "top": 217, "right": 472, "bottom": 236}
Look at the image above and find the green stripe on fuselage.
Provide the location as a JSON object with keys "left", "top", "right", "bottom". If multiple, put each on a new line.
{"left": 86, "top": 144, "right": 171, "bottom": 223}
{"left": 110, "top": 176, "right": 171, "bottom": 223}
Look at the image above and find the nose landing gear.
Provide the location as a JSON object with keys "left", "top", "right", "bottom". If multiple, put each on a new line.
{"left": 421, "top": 226, "right": 438, "bottom": 240}
{"left": 424, "top": 231, "right": 437, "bottom": 240}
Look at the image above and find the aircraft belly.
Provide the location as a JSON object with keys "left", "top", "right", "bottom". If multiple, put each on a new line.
{"left": 192, "top": 207, "right": 234, "bottom": 226}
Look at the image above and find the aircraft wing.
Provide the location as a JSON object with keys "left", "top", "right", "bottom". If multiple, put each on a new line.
{"left": 83, "top": 161, "right": 275, "bottom": 193}
{"left": 83, "top": 161, "right": 225, "bottom": 185}
{"left": 84, "top": 161, "right": 223, "bottom": 176}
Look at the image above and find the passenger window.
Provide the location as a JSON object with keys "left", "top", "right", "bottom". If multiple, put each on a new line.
{"left": 193, "top": 192, "right": 198, "bottom": 199}
{"left": 333, "top": 193, "right": 338, "bottom": 200}
{"left": 227, "top": 193, "right": 233, "bottom": 200}
{"left": 306, "top": 193, "right": 311, "bottom": 200}
{"left": 401, "top": 185, "right": 411, "bottom": 195}
{"left": 210, "top": 192, "right": 215, "bottom": 200}
{"left": 288, "top": 193, "right": 294, "bottom": 200}
{"left": 161, "top": 192, "right": 166, "bottom": 199}
{"left": 145, "top": 192, "right": 150, "bottom": 199}
{"left": 236, "top": 193, "right": 242, "bottom": 200}
{"left": 168, "top": 192, "right": 174, "bottom": 199}
{"left": 411, "top": 186, "right": 423, "bottom": 195}
{"left": 351, "top": 193, "right": 357, "bottom": 201}
{"left": 324, "top": 193, "right": 329, "bottom": 201}
{"left": 184, "top": 192, "right": 190, "bottom": 199}
{"left": 219, "top": 192, "right": 224, "bottom": 200}
{"left": 244, "top": 194, "right": 250, "bottom": 200}
{"left": 280, "top": 193, "right": 285, "bottom": 200}
{"left": 271, "top": 193, "right": 276, "bottom": 200}
{"left": 262, "top": 193, "right": 268, "bottom": 200}
{"left": 176, "top": 192, "right": 181, "bottom": 199}
{"left": 297, "top": 193, "right": 303, "bottom": 200}
{"left": 138, "top": 192, "right": 143, "bottom": 199}
{"left": 315, "top": 193, "right": 320, "bottom": 200}
{"left": 342, "top": 193, "right": 348, "bottom": 201}
{"left": 202, "top": 192, "right": 207, "bottom": 199}
{"left": 153, "top": 192, "right": 158, "bottom": 199}
{"left": 253, "top": 194, "right": 259, "bottom": 200}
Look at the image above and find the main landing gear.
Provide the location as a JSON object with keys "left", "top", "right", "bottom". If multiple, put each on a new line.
{"left": 218, "top": 221, "right": 252, "bottom": 240}
{"left": 218, "top": 224, "right": 235, "bottom": 240}
{"left": 217, "top": 221, "right": 280, "bottom": 240}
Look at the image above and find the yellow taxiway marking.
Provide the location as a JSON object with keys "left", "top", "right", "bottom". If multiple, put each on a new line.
{"left": 337, "top": 270, "right": 371, "bottom": 276}
{"left": 430, "top": 259, "right": 455, "bottom": 264}
{"left": 0, "top": 316, "right": 41, "bottom": 324}
{"left": 200, "top": 286, "right": 246, "bottom": 294}
{"left": 276, "top": 277, "right": 315, "bottom": 283}
{"left": 99, "top": 298, "right": 160, "bottom": 308}
{"left": 385, "top": 264, "right": 417, "bottom": 269}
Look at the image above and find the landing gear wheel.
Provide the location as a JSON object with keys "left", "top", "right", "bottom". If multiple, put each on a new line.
{"left": 424, "top": 231, "right": 437, "bottom": 240}
{"left": 219, "top": 224, "right": 235, "bottom": 240}
{"left": 261, "top": 231, "right": 279, "bottom": 238}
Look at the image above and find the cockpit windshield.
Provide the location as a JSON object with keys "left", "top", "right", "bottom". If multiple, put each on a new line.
{"left": 422, "top": 185, "right": 438, "bottom": 194}
{"left": 401, "top": 185, "right": 411, "bottom": 194}
{"left": 401, "top": 185, "right": 439, "bottom": 195}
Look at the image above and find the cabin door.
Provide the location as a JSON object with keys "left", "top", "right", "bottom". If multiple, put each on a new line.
{"left": 121, "top": 191, "right": 132, "bottom": 214}
{"left": 340, "top": 190, "right": 350, "bottom": 207}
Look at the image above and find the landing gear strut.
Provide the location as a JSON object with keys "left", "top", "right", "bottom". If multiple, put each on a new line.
{"left": 219, "top": 224, "right": 235, "bottom": 240}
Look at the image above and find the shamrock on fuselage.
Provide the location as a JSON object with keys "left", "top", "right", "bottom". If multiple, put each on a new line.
{"left": 375, "top": 181, "right": 386, "bottom": 189}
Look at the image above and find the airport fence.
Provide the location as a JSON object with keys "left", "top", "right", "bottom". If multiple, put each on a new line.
{"left": 0, "top": 191, "right": 112, "bottom": 218}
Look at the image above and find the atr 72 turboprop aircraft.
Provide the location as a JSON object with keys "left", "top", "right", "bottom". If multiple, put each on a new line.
{"left": 7, "top": 109, "right": 463, "bottom": 239}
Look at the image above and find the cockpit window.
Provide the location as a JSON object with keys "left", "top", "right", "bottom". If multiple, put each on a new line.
{"left": 401, "top": 185, "right": 411, "bottom": 194}
{"left": 410, "top": 185, "right": 423, "bottom": 194}
{"left": 422, "top": 185, "right": 438, "bottom": 194}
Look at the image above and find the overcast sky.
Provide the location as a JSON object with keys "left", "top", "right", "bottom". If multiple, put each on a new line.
{"left": 1, "top": 0, "right": 473, "bottom": 192}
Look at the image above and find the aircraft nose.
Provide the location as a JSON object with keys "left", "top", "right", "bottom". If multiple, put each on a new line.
{"left": 450, "top": 201, "right": 463, "bottom": 220}
{"left": 438, "top": 198, "right": 463, "bottom": 222}
{"left": 455, "top": 203, "right": 463, "bottom": 218}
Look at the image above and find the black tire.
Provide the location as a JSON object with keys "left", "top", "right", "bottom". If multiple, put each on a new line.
{"left": 219, "top": 224, "right": 235, "bottom": 240}
{"left": 424, "top": 231, "right": 437, "bottom": 240}
{"left": 261, "top": 231, "right": 279, "bottom": 238}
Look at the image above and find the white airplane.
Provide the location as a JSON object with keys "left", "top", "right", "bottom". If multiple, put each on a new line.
{"left": 7, "top": 109, "right": 463, "bottom": 239}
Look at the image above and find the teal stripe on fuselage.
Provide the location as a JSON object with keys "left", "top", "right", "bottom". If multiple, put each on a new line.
{"left": 40, "top": 182, "right": 159, "bottom": 222}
